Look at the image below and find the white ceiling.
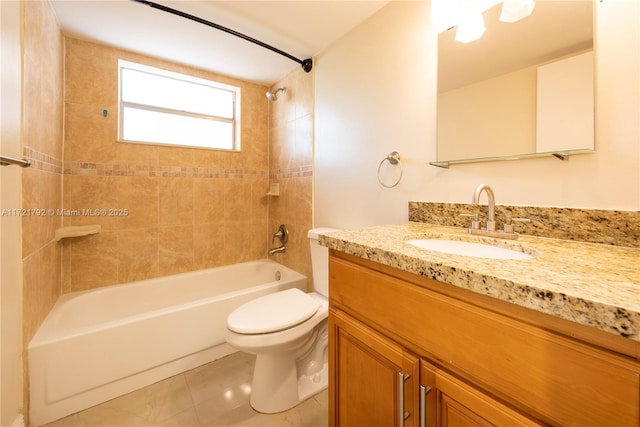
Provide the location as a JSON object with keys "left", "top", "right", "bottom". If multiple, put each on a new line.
{"left": 51, "top": 0, "right": 391, "bottom": 86}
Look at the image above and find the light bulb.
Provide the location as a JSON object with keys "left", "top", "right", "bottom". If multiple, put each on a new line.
{"left": 430, "top": 0, "right": 461, "bottom": 31}
{"left": 455, "top": 9, "right": 486, "bottom": 43}
{"left": 500, "top": 0, "right": 535, "bottom": 23}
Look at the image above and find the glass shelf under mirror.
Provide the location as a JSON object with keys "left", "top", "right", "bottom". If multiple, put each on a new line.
{"left": 429, "top": 149, "right": 594, "bottom": 168}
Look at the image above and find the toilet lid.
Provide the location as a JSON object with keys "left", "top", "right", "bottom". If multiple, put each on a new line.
{"left": 227, "top": 288, "right": 320, "bottom": 334}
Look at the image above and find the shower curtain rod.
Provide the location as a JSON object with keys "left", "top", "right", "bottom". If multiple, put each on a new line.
{"left": 130, "top": 0, "right": 313, "bottom": 73}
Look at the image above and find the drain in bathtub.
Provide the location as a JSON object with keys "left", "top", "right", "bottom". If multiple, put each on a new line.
{"left": 275, "top": 271, "right": 281, "bottom": 281}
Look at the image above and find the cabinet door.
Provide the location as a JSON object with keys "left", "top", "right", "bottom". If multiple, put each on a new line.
{"left": 330, "top": 309, "right": 420, "bottom": 427}
{"left": 420, "top": 361, "right": 542, "bottom": 427}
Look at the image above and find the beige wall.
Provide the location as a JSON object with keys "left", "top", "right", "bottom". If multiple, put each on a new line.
{"left": 315, "top": 0, "right": 640, "bottom": 229}
{"left": 267, "top": 67, "right": 315, "bottom": 288}
{"left": 62, "top": 38, "right": 272, "bottom": 292}
{"left": 1, "top": 1, "right": 25, "bottom": 424}
{"left": 20, "top": 0, "right": 65, "bottom": 420}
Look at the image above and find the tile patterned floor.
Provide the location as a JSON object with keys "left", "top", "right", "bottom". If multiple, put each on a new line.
{"left": 43, "top": 352, "right": 328, "bottom": 427}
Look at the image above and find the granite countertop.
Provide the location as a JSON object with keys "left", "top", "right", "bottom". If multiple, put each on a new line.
{"left": 319, "top": 223, "right": 640, "bottom": 342}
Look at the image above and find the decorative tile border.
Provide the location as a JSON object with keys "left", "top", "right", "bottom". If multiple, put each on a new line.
{"left": 24, "top": 148, "right": 270, "bottom": 179}
{"left": 409, "top": 202, "right": 640, "bottom": 248}
{"left": 23, "top": 147, "right": 307, "bottom": 182}
{"left": 23, "top": 146, "right": 63, "bottom": 174}
{"left": 270, "top": 165, "right": 312, "bottom": 180}
{"left": 62, "top": 161, "right": 269, "bottom": 179}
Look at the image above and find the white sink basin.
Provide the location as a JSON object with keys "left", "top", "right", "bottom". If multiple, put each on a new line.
{"left": 406, "top": 239, "right": 534, "bottom": 260}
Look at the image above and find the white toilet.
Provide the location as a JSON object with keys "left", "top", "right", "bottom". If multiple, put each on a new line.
{"left": 225, "top": 227, "right": 338, "bottom": 413}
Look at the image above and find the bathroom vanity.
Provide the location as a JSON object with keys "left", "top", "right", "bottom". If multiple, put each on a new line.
{"left": 321, "top": 224, "right": 640, "bottom": 426}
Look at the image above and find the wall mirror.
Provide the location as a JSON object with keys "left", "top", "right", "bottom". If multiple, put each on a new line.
{"left": 433, "top": 1, "right": 594, "bottom": 167}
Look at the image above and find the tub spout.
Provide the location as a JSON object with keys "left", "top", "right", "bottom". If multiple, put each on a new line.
{"left": 268, "top": 245, "right": 286, "bottom": 256}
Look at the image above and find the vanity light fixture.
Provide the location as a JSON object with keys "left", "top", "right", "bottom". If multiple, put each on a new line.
{"left": 499, "top": 0, "right": 536, "bottom": 23}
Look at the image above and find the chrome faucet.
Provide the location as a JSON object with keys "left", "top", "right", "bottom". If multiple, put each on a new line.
{"left": 472, "top": 184, "right": 496, "bottom": 231}
{"left": 272, "top": 224, "right": 288, "bottom": 245}
{"left": 466, "top": 184, "right": 527, "bottom": 240}
{"left": 268, "top": 224, "right": 289, "bottom": 256}
{"left": 268, "top": 245, "right": 286, "bottom": 255}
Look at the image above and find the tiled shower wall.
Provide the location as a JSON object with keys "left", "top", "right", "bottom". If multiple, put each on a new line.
{"left": 62, "top": 38, "right": 272, "bottom": 292}
{"left": 19, "top": 22, "right": 314, "bottom": 423}
{"left": 21, "top": 0, "right": 64, "bottom": 413}
{"left": 266, "top": 68, "right": 315, "bottom": 288}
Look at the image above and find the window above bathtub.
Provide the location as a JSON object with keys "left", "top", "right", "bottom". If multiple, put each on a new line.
{"left": 117, "top": 60, "right": 241, "bottom": 151}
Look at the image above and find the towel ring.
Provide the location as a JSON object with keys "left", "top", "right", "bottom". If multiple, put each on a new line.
{"left": 377, "top": 151, "right": 403, "bottom": 188}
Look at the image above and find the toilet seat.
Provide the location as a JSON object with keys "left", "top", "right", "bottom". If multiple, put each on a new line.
{"left": 227, "top": 288, "right": 320, "bottom": 334}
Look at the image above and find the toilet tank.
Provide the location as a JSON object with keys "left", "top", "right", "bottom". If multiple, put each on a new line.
{"left": 308, "top": 228, "right": 340, "bottom": 297}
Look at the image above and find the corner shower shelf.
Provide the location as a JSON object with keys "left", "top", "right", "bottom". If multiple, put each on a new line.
{"left": 54, "top": 225, "right": 101, "bottom": 241}
{"left": 265, "top": 183, "right": 280, "bottom": 196}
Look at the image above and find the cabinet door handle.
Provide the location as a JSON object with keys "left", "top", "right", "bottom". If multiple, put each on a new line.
{"left": 419, "top": 385, "right": 432, "bottom": 427}
{"left": 398, "top": 372, "right": 410, "bottom": 426}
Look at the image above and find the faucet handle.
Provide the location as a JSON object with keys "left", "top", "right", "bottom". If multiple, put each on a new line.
{"left": 503, "top": 215, "right": 531, "bottom": 233}
{"left": 460, "top": 213, "right": 481, "bottom": 230}
{"left": 272, "top": 224, "right": 289, "bottom": 244}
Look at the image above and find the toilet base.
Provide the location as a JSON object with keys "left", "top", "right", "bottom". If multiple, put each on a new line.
{"left": 298, "top": 360, "right": 328, "bottom": 403}
{"left": 250, "top": 354, "right": 328, "bottom": 414}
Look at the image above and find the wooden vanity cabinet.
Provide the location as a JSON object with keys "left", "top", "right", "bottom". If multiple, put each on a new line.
{"left": 330, "top": 309, "right": 540, "bottom": 427}
{"left": 328, "top": 251, "right": 640, "bottom": 427}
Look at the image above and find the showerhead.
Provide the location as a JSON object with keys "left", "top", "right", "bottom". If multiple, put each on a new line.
{"left": 266, "top": 87, "right": 286, "bottom": 101}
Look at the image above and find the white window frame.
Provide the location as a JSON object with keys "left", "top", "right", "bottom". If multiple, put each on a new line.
{"left": 117, "top": 59, "right": 241, "bottom": 151}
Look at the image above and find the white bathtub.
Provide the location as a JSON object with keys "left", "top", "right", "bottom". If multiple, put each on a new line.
{"left": 28, "top": 259, "right": 307, "bottom": 426}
